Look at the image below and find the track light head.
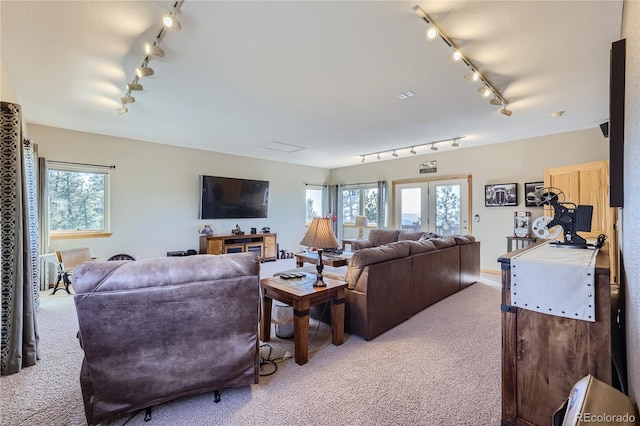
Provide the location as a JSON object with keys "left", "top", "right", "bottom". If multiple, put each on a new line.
{"left": 116, "top": 105, "right": 128, "bottom": 115}
{"left": 410, "top": 147, "right": 416, "bottom": 154}
{"left": 377, "top": 153, "right": 381, "bottom": 160}
{"left": 120, "top": 95, "right": 135, "bottom": 104}
{"left": 163, "top": 13, "right": 181, "bottom": 31}
{"left": 431, "top": 144, "right": 438, "bottom": 151}
{"left": 136, "top": 66, "right": 154, "bottom": 78}
{"left": 392, "top": 150, "right": 398, "bottom": 157}
{"left": 452, "top": 138, "right": 460, "bottom": 147}
{"left": 145, "top": 43, "right": 165, "bottom": 58}
{"left": 127, "top": 83, "right": 143, "bottom": 91}
{"left": 464, "top": 71, "right": 480, "bottom": 81}
{"left": 489, "top": 97, "right": 502, "bottom": 106}
{"left": 500, "top": 107, "right": 513, "bottom": 116}
{"left": 452, "top": 50, "right": 462, "bottom": 61}
{"left": 361, "top": 155, "right": 365, "bottom": 163}
{"left": 425, "top": 25, "right": 438, "bottom": 40}
{"left": 477, "top": 86, "right": 491, "bottom": 97}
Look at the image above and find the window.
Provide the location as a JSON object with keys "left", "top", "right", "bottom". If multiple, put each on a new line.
{"left": 342, "top": 186, "right": 378, "bottom": 224}
{"left": 305, "top": 185, "right": 325, "bottom": 224}
{"left": 48, "top": 162, "right": 111, "bottom": 238}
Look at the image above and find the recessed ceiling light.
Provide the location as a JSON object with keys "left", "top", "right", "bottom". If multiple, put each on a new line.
{"left": 551, "top": 111, "right": 565, "bottom": 118}
{"left": 397, "top": 91, "right": 415, "bottom": 100}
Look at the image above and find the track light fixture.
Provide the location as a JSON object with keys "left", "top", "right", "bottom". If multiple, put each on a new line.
{"left": 412, "top": 4, "right": 511, "bottom": 116}
{"left": 136, "top": 65, "right": 154, "bottom": 78}
{"left": 117, "top": 1, "right": 184, "bottom": 115}
{"left": 359, "top": 136, "right": 464, "bottom": 162}
{"left": 477, "top": 86, "right": 492, "bottom": 97}
{"left": 163, "top": 8, "right": 181, "bottom": 31}
{"left": 500, "top": 106, "right": 513, "bottom": 116}
{"left": 145, "top": 43, "right": 165, "bottom": 58}
{"left": 426, "top": 25, "right": 438, "bottom": 40}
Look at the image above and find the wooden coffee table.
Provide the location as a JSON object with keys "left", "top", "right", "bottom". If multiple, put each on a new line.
{"left": 260, "top": 273, "right": 347, "bottom": 365}
{"left": 294, "top": 251, "right": 350, "bottom": 268}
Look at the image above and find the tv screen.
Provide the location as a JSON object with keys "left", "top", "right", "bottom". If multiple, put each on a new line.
{"left": 199, "top": 175, "right": 269, "bottom": 219}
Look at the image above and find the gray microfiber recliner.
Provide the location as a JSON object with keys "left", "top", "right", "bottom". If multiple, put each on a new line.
{"left": 73, "top": 253, "right": 260, "bottom": 425}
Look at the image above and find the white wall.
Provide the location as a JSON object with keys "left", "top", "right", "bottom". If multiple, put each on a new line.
{"left": 330, "top": 128, "right": 608, "bottom": 272}
{"left": 1, "top": 60, "right": 17, "bottom": 103}
{"left": 621, "top": 0, "right": 640, "bottom": 405}
{"left": 30, "top": 124, "right": 329, "bottom": 261}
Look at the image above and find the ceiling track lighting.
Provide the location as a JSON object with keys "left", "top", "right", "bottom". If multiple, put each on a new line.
{"left": 359, "top": 136, "right": 465, "bottom": 162}
{"left": 116, "top": 0, "right": 184, "bottom": 115}
{"left": 127, "top": 82, "right": 143, "bottom": 91}
{"left": 145, "top": 43, "right": 165, "bottom": 58}
{"left": 412, "top": 4, "right": 511, "bottom": 116}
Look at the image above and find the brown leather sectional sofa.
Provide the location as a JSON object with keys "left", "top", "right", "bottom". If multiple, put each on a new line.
{"left": 312, "top": 229, "right": 480, "bottom": 340}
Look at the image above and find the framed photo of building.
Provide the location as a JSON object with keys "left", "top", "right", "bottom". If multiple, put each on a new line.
{"left": 485, "top": 183, "right": 518, "bottom": 207}
{"left": 524, "top": 181, "right": 544, "bottom": 207}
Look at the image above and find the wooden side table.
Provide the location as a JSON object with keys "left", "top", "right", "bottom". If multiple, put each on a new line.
{"left": 260, "top": 274, "right": 347, "bottom": 365}
{"left": 341, "top": 238, "right": 359, "bottom": 251}
{"left": 294, "top": 252, "right": 349, "bottom": 268}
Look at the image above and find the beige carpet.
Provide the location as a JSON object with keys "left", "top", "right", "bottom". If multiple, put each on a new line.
{"left": 0, "top": 258, "right": 502, "bottom": 425}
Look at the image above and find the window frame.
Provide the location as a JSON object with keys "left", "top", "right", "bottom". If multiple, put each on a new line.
{"left": 341, "top": 184, "right": 378, "bottom": 225}
{"left": 47, "top": 161, "right": 112, "bottom": 239}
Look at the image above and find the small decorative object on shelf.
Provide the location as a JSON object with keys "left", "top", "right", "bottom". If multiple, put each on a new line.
{"left": 514, "top": 211, "right": 531, "bottom": 237}
{"left": 198, "top": 224, "right": 214, "bottom": 235}
{"left": 231, "top": 224, "right": 244, "bottom": 235}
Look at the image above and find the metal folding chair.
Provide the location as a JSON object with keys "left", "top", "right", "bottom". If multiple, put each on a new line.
{"left": 53, "top": 247, "right": 91, "bottom": 295}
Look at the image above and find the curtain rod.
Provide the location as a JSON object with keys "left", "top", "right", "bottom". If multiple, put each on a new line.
{"left": 53, "top": 161, "right": 115, "bottom": 169}
{"left": 342, "top": 181, "right": 380, "bottom": 186}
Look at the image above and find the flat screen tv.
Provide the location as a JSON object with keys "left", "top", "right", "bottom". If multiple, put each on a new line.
{"left": 199, "top": 175, "right": 269, "bottom": 219}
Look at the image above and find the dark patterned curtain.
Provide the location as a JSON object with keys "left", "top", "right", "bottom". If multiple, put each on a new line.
{"left": 1, "top": 101, "right": 40, "bottom": 375}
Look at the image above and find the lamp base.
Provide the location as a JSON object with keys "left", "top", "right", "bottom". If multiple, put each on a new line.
{"left": 313, "top": 277, "right": 327, "bottom": 287}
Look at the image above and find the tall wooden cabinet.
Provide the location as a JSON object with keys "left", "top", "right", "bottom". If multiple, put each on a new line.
{"left": 544, "top": 160, "right": 618, "bottom": 282}
{"left": 499, "top": 246, "right": 616, "bottom": 426}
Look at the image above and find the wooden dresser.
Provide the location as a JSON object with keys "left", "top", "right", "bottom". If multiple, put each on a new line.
{"left": 498, "top": 245, "right": 619, "bottom": 426}
{"left": 199, "top": 233, "right": 277, "bottom": 262}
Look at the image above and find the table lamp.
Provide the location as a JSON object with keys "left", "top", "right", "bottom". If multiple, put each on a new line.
{"left": 300, "top": 217, "right": 339, "bottom": 287}
{"left": 355, "top": 215, "right": 367, "bottom": 239}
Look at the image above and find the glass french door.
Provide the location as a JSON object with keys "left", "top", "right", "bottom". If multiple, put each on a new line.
{"left": 394, "top": 178, "right": 470, "bottom": 236}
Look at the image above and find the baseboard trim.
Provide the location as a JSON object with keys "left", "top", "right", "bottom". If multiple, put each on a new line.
{"left": 481, "top": 268, "right": 501, "bottom": 275}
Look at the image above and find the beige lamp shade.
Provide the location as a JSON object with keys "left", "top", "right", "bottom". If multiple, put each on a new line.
{"left": 354, "top": 216, "right": 367, "bottom": 227}
{"left": 300, "top": 217, "right": 339, "bottom": 249}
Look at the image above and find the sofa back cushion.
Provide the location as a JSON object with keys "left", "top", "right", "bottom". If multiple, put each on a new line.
{"left": 368, "top": 229, "right": 400, "bottom": 246}
{"left": 404, "top": 239, "right": 438, "bottom": 255}
{"left": 398, "top": 231, "right": 425, "bottom": 241}
{"left": 344, "top": 242, "right": 409, "bottom": 289}
{"left": 430, "top": 236, "right": 457, "bottom": 249}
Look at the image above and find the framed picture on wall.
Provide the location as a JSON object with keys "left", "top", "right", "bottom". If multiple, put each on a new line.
{"left": 485, "top": 183, "right": 518, "bottom": 207}
{"left": 524, "top": 181, "right": 544, "bottom": 207}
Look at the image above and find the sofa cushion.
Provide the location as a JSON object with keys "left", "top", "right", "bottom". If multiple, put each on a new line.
{"left": 368, "top": 229, "right": 400, "bottom": 246}
{"left": 430, "top": 237, "right": 457, "bottom": 249}
{"left": 398, "top": 231, "right": 426, "bottom": 241}
{"left": 344, "top": 242, "right": 410, "bottom": 289}
{"left": 454, "top": 235, "right": 475, "bottom": 245}
{"left": 352, "top": 239, "right": 374, "bottom": 250}
{"left": 404, "top": 239, "right": 437, "bottom": 254}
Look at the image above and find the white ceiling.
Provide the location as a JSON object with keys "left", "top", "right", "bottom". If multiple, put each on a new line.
{"left": 1, "top": 1, "right": 623, "bottom": 169}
